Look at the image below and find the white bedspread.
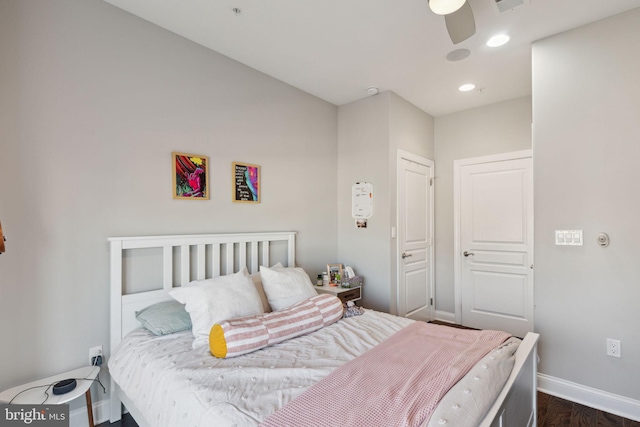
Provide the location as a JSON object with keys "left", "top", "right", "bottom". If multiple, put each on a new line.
{"left": 109, "top": 309, "right": 413, "bottom": 427}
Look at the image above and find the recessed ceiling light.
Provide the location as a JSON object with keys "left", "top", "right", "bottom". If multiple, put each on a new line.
{"left": 487, "top": 34, "right": 510, "bottom": 47}
{"left": 458, "top": 84, "right": 476, "bottom": 92}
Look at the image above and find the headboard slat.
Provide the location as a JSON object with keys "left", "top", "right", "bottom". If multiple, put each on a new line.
{"left": 288, "top": 234, "right": 296, "bottom": 267}
{"left": 213, "top": 243, "right": 221, "bottom": 277}
{"left": 225, "top": 243, "right": 234, "bottom": 274}
{"left": 250, "top": 241, "right": 259, "bottom": 273}
{"left": 180, "top": 245, "right": 190, "bottom": 285}
{"left": 162, "top": 246, "right": 173, "bottom": 290}
{"left": 262, "top": 240, "right": 270, "bottom": 267}
{"left": 239, "top": 242, "right": 247, "bottom": 272}
{"left": 196, "top": 244, "right": 206, "bottom": 280}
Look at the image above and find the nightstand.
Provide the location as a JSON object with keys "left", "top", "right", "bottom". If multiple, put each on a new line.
{"left": 315, "top": 286, "right": 361, "bottom": 304}
{"left": 0, "top": 366, "right": 100, "bottom": 427}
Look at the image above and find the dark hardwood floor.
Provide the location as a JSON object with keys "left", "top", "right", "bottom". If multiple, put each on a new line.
{"left": 537, "top": 392, "right": 640, "bottom": 427}
{"left": 99, "top": 393, "right": 639, "bottom": 426}
{"left": 98, "top": 413, "right": 137, "bottom": 427}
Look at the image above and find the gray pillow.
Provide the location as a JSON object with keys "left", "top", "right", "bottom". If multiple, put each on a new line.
{"left": 136, "top": 300, "right": 192, "bottom": 335}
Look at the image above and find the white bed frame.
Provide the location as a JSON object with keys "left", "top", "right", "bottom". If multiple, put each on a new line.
{"left": 108, "top": 232, "right": 539, "bottom": 427}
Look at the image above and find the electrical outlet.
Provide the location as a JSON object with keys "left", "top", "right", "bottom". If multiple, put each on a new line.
{"left": 89, "top": 345, "right": 103, "bottom": 365}
{"left": 606, "top": 339, "right": 621, "bottom": 358}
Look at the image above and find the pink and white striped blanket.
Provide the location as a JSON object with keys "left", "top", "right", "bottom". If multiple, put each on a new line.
{"left": 260, "top": 322, "right": 511, "bottom": 427}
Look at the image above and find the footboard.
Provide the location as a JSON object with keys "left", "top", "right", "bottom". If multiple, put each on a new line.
{"left": 478, "top": 332, "right": 540, "bottom": 427}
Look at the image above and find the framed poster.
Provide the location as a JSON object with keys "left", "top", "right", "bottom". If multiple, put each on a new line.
{"left": 172, "top": 152, "right": 209, "bottom": 200}
{"left": 233, "top": 162, "right": 260, "bottom": 203}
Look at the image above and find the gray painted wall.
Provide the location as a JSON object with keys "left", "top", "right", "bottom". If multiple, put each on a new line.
{"left": 533, "top": 9, "right": 640, "bottom": 400}
{"left": 433, "top": 97, "right": 533, "bottom": 314}
{"left": 0, "top": 0, "right": 338, "bottom": 401}
{"left": 337, "top": 93, "right": 391, "bottom": 311}
{"left": 337, "top": 92, "right": 434, "bottom": 313}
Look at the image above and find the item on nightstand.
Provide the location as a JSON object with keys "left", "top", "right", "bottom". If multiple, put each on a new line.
{"left": 345, "top": 266, "right": 355, "bottom": 279}
{"left": 343, "top": 301, "right": 364, "bottom": 318}
{"left": 322, "top": 272, "right": 329, "bottom": 286}
{"left": 317, "top": 274, "right": 323, "bottom": 286}
{"left": 342, "top": 275, "right": 363, "bottom": 289}
{"left": 327, "top": 264, "right": 343, "bottom": 286}
{"left": 53, "top": 379, "right": 77, "bottom": 395}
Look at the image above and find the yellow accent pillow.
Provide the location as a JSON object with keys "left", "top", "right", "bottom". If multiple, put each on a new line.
{"left": 209, "top": 324, "right": 228, "bottom": 358}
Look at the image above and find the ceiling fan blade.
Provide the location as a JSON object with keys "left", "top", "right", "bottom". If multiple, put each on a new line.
{"left": 444, "top": 0, "right": 476, "bottom": 44}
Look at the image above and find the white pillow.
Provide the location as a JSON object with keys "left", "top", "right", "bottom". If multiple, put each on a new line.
{"left": 249, "top": 262, "right": 283, "bottom": 313}
{"left": 259, "top": 265, "right": 318, "bottom": 311}
{"left": 169, "top": 267, "right": 264, "bottom": 348}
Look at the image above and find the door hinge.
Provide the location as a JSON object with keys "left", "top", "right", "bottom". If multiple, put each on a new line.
{"left": 430, "top": 298, "right": 433, "bottom": 306}
{"left": 430, "top": 178, "right": 434, "bottom": 186}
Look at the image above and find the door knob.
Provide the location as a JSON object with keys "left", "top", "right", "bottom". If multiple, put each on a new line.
{"left": 402, "top": 253, "right": 413, "bottom": 259}
{"left": 463, "top": 251, "right": 474, "bottom": 257}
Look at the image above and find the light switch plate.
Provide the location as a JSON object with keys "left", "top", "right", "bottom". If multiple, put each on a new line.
{"left": 555, "top": 230, "right": 583, "bottom": 246}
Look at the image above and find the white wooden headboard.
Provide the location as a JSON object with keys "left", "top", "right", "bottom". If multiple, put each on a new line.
{"left": 109, "top": 232, "right": 296, "bottom": 351}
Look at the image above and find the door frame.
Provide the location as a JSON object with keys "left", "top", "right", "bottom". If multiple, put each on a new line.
{"left": 396, "top": 149, "right": 435, "bottom": 320}
{"left": 453, "top": 149, "right": 533, "bottom": 324}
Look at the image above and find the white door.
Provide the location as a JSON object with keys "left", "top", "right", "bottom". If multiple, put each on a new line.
{"left": 454, "top": 150, "right": 533, "bottom": 337}
{"left": 397, "top": 150, "right": 434, "bottom": 321}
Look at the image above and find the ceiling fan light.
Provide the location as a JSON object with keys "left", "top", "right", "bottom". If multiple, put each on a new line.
{"left": 429, "top": 0, "right": 466, "bottom": 15}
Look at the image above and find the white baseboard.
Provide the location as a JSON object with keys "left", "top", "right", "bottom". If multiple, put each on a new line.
{"left": 69, "top": 398, "right": 111, "bottom": 427}
{"left": 538, "top": 373, "right": 640, "bottom": 422}
{"left": 434, "top": 310, "right": 456, "bottom": 323}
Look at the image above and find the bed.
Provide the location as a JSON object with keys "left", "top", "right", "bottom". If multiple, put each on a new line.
{"left": 108, "top": 232, "right": 539, "bottom": 427}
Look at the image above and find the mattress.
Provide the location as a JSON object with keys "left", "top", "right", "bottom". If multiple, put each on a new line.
{"left": 110, "top": 309, "right": 412, "bottom": 427}
{"left": 109, "top": 310, "right": 517, "bottom": 427}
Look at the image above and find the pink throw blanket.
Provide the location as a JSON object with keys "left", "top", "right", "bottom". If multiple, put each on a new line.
{"left": 260, "top": 322, "right": 511, "bottom": 427}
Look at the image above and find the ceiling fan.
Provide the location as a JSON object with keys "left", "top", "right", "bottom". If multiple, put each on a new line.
{"left": 429, "top": 0, "right": 476, "bottom": 44}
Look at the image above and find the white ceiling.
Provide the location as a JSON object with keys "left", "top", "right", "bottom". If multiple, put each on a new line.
{"left": 103, "top": 0, "right": 640, "bottom": 117}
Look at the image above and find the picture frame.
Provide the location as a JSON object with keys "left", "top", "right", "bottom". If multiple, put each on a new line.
{"left": 326, "top": 264, "right": 343, "bottom": 284}
{"left": 233, "top": 162, "right": 260, "bottom": 203}
{"left": 0, "top": 219, "right": 5, "bottom": 254}
{"left": 172, "top": 152, "right": 209, "bottom": 200}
